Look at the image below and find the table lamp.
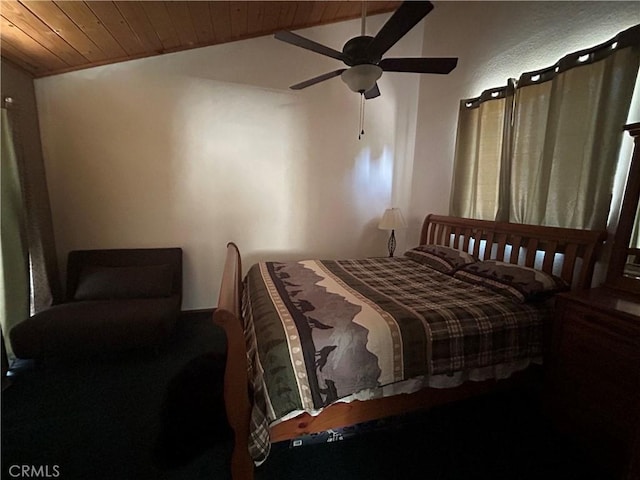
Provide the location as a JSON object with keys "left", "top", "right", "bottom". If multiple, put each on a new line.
{"left": 378, "top": 208, "right": 407, "bottom": 257}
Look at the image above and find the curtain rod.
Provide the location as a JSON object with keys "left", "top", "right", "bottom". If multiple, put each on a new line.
{"left": 461, "top": 23, "right": 640, "bottom": 108}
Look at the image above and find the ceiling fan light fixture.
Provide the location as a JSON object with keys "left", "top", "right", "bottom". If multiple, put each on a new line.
{"left": 341, "top": 64, "right": 383, "bottom": 94}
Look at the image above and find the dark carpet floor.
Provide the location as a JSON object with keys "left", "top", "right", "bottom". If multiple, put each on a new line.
{"left": 2, "top": 312, "right": 610, "bottom": 480}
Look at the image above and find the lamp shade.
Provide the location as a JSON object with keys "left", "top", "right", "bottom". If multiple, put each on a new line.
{"left": 341, "top": 64, "right": 383, "bottom": 93}
{"left": 378, "top": 208, "right": 407, "bottom": 230}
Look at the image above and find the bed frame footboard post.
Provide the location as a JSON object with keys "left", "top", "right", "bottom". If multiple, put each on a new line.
{"left": 214, "top": 309, "right": 254, "bottom": 480}
{"left": 213, "top": 242, "right": 254, "bottom": 480}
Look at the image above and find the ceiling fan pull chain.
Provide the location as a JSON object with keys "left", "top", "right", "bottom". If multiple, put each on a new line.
{"left": 359, "top": 93, "right": 365, "bottom": 140}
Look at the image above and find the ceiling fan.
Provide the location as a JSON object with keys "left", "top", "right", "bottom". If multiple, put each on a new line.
{"left": 274, "top": 1, "right": 458, "bottom": 100}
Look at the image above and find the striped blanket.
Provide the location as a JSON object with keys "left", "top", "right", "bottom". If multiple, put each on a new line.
{"left": 242, "top": 256, "right": 549, "bottom": 464}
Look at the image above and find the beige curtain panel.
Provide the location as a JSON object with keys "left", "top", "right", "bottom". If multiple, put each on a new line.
{"left": 1, "top": 108, "right": 30, "bottom": 359}
{"left": 510, "top": 33, "right": 640, "bottom": 229}
{"left": 451, "top": 24, "right": 640, "bottom": 230}
{"left": 0, "top": 93, "right": 61, "bottom": 315}
{"left": 450, "top": 84, "right": 514, "bottom": 220}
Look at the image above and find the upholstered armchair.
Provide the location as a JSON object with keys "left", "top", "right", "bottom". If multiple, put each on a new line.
{"left": 10, "top": 248, "right": 182, "bottom": 359}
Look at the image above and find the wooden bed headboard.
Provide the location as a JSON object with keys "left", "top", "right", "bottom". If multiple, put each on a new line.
{"left": 420, "top": 214, "right": 607, "bottom": 289}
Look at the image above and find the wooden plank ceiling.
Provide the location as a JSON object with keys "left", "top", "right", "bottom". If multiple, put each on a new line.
{"left": 0, "top": 1, "right": 401, "bottom": 78}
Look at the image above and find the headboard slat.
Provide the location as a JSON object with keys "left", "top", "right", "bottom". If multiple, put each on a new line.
{"left": 509, "top": 236, "right": 523, "bottom": 264}
{"left": 427, "top": 222, "right": 436, "bottom": 245}
{"left": 496, "top": 233, "right": 508, "bottom": 261}
{"left": 542, "top": 241, "right": 558, "bottom": 274}
{"left": 472, "top": 229, "right": 482, "bottom": 258}
{"left": 462, "top": 228, "right": 472, "bottom": 252}
{"left": 482, "top": 231, "right": 495, "bottom": 260}
{"left": 561, "top": 243, "right": 579, "bottom": 284}
{"left": 452, "top": 227, "right": 460, "bottom": 248}
{"left": 524, "top": 238, "right": 539, "bottom": 267}
{"left": 443, "top": 225, "right": 451, "bottom": 246}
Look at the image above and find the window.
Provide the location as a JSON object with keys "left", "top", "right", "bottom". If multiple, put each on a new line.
{"left": 451, "top": 24, "right": 640, "bottom": 230}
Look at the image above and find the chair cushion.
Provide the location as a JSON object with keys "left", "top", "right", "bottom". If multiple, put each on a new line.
{"left": 74, "top": 264, "right": 173, "bottom": 300}
{"left": 9, "top": 296, "right": 180, "bottom": 358}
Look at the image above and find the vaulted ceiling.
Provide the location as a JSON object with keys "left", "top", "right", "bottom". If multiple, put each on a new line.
{"left": 0, "top": 1, "right": 402, "bottom": 78}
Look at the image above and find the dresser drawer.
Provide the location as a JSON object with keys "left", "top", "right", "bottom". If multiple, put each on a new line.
{"left": 558, "top": 311, "right": 639, "bottom": 385}
{"left": 551, "top": 293, "right": 640, "bottom": 467}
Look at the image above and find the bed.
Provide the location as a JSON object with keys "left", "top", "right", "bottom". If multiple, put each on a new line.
{"left": 214, "top": 214, "right": 607, "bottom": 480}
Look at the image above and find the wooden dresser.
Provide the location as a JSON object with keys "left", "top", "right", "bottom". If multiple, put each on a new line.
{"left": 550, "top": 287, "right": 640, "bottom": 478}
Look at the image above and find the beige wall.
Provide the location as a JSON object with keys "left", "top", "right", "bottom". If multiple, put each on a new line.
{"left": 35, "top": 14, "right": 423, "bottom": 309}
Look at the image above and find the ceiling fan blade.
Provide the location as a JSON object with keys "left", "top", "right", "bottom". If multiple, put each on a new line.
{"left": 366, "top": 1, "right": 434, "bottom": 60}
{"left": 275, "top": 31, "right": 346, "bottom": 62}
{"left": 290, "top": 69, "right": 346, "bottom": 90}
{"left": 379, "top": 57, "right": 458, "bottom": 74}
{"left": 364, "top": 83, "right": 381, "bottom": 99}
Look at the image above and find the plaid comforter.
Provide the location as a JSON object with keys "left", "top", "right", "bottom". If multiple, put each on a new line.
{"left": 242, "top": 257, "right": 549, "bottom": 464}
